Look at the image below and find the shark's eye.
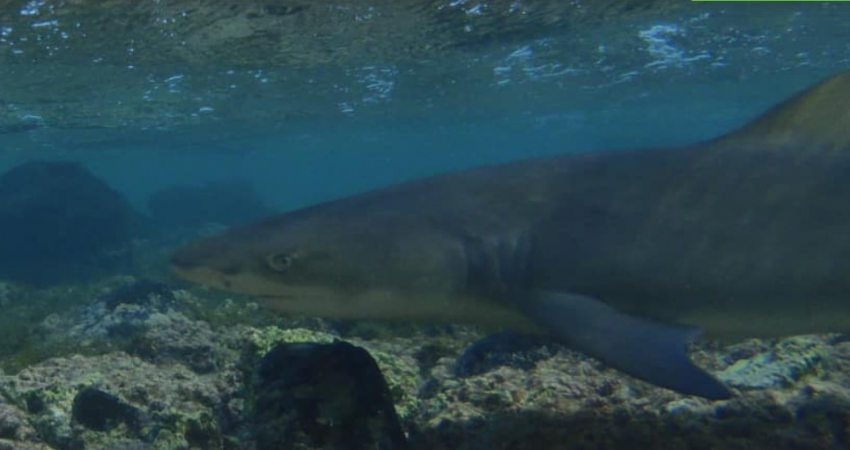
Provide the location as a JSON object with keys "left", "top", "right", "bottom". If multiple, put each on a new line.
{"left": 266, "top": 253, "right": 295, "bottom": 272}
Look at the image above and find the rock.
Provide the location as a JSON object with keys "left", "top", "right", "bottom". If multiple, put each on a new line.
{"left": 148, "top": 179, "right": 271, "bottom": 231}
{"left": 0, "top": 400, "right": 35, "bottom": 442}
{"left": 37, "top": 283, "right": 236, "bottom": 374}
{"left": 101, "top": 278, "right": 175, "bottom": 311}
{"left": 411, "top": 335, "right": 850, "bottom": 450}
{"left": 72, "top": 387, "right": 141, "bottom": 432}
{"left": 0, "top": 440, "right": 54, "bottom": 450}
{"left": 244, "top": 326, "right": 425, "bottom": 422}
{"left": 0, "top": 161, "right": 139, "bottom": 286}
{"left": 253, "top": 340, "right": 408, "bottom": 450}
{"left": 0, "top": 353, "right": 238, "bottom": 449}
{"left": 126, "top": 310, "right": 230, "bottom": 373}
{"left": 718, "top": 335, "right": 833, "bottom": 390}
{"left": 4, "top": 282, "right": 850, "bottom": 450}
{"left": 455, "top": 331, "right": 559, "bottom": 377}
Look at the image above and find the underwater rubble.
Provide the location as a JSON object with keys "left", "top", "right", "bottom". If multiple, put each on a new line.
{"left": 0, "top": 279, "right": 847, "bottom": 449}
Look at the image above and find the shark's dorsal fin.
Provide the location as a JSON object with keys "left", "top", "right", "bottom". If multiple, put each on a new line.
{"left": 712, "top": 70, "right": 850, "bottom": 149}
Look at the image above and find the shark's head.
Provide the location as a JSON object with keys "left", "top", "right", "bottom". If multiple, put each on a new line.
{"left": 170, "top": 206, "right": 469, "bottom": 318}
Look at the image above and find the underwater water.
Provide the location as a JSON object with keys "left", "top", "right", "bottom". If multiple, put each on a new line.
{"left": 1, "top": 1, "right": 850, "bottom": 449}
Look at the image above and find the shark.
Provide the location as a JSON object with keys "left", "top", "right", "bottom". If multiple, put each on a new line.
{"left": 172, "top": 71, "right": 850, "bottom": 400}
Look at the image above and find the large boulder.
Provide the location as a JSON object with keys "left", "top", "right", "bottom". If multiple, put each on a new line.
{"left": 0, "top": 161, "right": 137, "bottom": 286}
{"left": 253, "top": 341, "right": 408, "bottom": 450}
{"left": 148, "top": 179, "right": 271, "bottom": 230}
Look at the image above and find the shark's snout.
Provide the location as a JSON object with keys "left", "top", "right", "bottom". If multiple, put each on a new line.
{"left": 170, "top": 235, "right": 238, "bottom": 271}
{"left": 170, "top": 236, "right": 254, "bottom": 293}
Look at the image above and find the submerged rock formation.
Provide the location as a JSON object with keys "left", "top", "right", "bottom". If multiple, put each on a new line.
{"left": 0, "top": 161, "right": 139, "bottom": 287}
{"left": 253, "top": 341, "right": 408, "bottom": 450}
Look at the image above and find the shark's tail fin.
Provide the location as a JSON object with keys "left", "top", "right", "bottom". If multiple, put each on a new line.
{"left": 711, "top": 70, "right": 850, "bottom": 150}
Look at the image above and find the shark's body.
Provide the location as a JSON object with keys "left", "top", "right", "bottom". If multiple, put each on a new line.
{"left": 173, "top": 71, "right": 850, "bottom": 400}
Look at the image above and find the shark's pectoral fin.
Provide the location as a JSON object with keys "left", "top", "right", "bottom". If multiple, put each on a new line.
{"left": 521, "top": 290, "right": 732, "bottom": 400}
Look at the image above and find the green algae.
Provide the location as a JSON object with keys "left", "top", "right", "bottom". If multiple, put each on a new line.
{"left": 369, "top": 349, "right": 420, "bottom": 420}
{"left": 244, "top": 326, "right": 336, "bottom": 357}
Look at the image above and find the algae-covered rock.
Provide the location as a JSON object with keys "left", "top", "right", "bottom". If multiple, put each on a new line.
{"left": 0, "top": 352, "right": 240, "bottom": 449}
{"left": 455, "top": 330, "right": 559, "bottom": 377}
{"left": 2, "top": 279, "right": 849, "bottom": 450}
{"left": 0, "top": 397, "right": 39, "bottom": 444}
{"left": 243, "top": 326, "right": 336, "bottom": 357}
{"left": 32, "top": 279, "right": 239, "bottom": 374}
{"left": 102, "top": 279, "right": 175, "bottom": 311}
{"left": 718, "top": 335, "right": 833, "bottom": 390}
{"left": 350, "top": 337, "right": 423, "bottom": 422}
{"left": 410, "top": 334, "right": 850, "bottom": 449}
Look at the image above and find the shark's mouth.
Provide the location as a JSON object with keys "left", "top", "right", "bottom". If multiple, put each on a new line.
{"left": 171, "top": 264, "right": 343, "bottom": 304}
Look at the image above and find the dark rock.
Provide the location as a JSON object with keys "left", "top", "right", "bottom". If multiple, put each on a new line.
{"left": 72, "top": 387, "right": 141, "bottom": 432}
{"left": 0, "top": 161, "right": 138, "bottom": 286}
{"left": 253, "top": 340, "right": 407, "bottom": 450}
{"left": 455, "top": 330, "right": 559, "bottom": 377}
{"left": 182, "top": 412, "right": 223, "bottom": 449}
{"left": 24, "top": 393, "right": 45, "bottom": 415}
{"left": 148, "top": 179, "right": 270, "bottom": 230}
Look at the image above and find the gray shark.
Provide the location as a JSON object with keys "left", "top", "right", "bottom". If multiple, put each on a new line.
{"left": 172, "top": 71, "right": 850, "bottom": 400}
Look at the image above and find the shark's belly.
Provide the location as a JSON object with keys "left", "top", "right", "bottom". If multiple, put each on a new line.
{"left": 533, "top": 245, "right": 850, "bottom": 339}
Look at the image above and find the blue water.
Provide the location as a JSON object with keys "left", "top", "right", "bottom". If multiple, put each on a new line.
{"left": 83, "top": 69, "right": 841, "bottom": 215}
{"left": 14, "top": 69, "right": 831, "bottom": 216}
{"left": 2, "top": 2, "right": 848, "bottom": 216}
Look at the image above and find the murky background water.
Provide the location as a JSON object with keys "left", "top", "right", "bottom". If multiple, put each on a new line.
{"left": 2, "top": 1, "right": 849, "bottom": 212}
